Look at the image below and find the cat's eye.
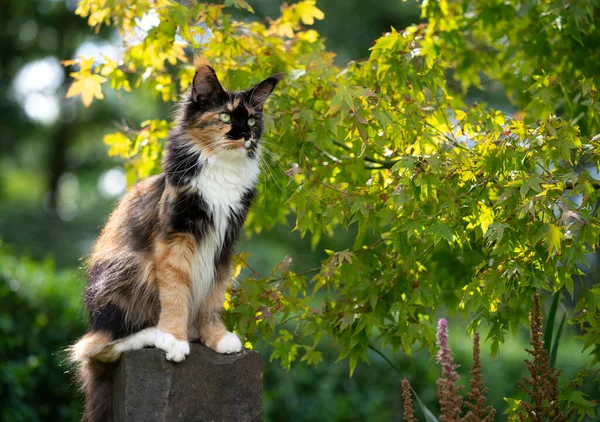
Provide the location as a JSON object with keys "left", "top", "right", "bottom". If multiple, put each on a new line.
{"left": 219, "top": 113, "right": 231, "bottom": 123}
{"left": 248, "top": 117, "right": 256, "bottom": 127}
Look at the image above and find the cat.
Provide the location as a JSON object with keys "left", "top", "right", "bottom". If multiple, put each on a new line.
{"left": 68, "top": 57, "right": 281, "bottom": 422}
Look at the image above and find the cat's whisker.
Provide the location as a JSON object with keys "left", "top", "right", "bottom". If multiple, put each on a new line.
{"left": 165, "top": 155, "right": 201, "bottom": 178}
{"left": 260, "top": 145, "right": 288, "bottom": 172}
{"left": 255, "top": 158, "right": 270, "bottom": 209}
{"left": 260, "top": 139, "right": 292, "bottom": 154}
{"left": 260, "top": 145, "right": 292, "bottom": 184}
{"left": 256, "top": 155, "right": 285, "bottom": 210}
{"left": 260, "top": 148, "right": 290, "bottom": 170}
{"left": 258, "top": 153, "right": 286, "bottom": 197}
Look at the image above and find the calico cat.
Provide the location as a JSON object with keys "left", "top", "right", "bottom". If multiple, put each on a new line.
{"left": 69, "top": 57, "right": 281, "bottom": 422}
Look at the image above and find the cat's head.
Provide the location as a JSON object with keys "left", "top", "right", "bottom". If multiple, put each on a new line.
{"left": 180, "top": 57, "right": 281, "bottom": 159}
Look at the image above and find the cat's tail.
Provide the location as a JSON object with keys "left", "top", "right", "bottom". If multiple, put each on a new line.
{"left": 69, "top": 328, "right": 157, "bottom": 422}
{"left": 78, "top": 357, "right": 116, "bottom": 422}
{"left": 68, "top": 331, "right": 119, "bottom": 422}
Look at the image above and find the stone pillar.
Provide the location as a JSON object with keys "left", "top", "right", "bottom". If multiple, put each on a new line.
{"left": 113, "top": 344, "right": 263, "bottom": 422}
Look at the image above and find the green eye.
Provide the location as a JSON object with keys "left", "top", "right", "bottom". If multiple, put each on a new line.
{"left": 219, "top": 113, "right": 231, "bottom": 123}
{"left": 248, "top": 117, "right": 256, "bottom": 127}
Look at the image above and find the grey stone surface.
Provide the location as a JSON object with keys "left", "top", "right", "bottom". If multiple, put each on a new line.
{"left": 113, "top": 343, "right": 263, "bottom": 422}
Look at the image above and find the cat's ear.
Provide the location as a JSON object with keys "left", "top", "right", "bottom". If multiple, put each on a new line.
{"left": 191, "top": 56, "right": 225, "bottom": 103}
{"left": 247, "top": 74, "right": 283, "bottom": 111}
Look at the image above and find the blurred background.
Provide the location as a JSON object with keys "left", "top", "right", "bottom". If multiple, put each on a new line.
{"left": 0, "top": 1, "right": 597, "bottom": 421}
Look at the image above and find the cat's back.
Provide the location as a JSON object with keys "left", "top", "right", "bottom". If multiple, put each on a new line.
{"left": 92, "top": 174, "right": 166, "bottom": 257}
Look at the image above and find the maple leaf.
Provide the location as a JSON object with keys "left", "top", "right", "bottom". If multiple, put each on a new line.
{"left": 296, "top": 0, "right": 324, "bottom": 25}
{"left": 336, "top": 250, "right": 354, "bottom": 264}
{"left": 66, "top": 74, "right": 106, "bottom": 107}
{"left": 545, "top": 224, "right": 564, "bottom": 254}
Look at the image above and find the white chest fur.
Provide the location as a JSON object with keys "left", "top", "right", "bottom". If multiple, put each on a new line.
{"left": 188, "top": 151, "right": 260, "bottom": 314}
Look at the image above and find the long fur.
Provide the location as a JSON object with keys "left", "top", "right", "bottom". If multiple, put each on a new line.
{"left": 69, "top": 59, "right": 281, "bottom": 421}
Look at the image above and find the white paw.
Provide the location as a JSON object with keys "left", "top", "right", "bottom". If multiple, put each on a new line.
{"left": 155, "top": 330, "right": 190, "bottom": 362}
{"left": 215, "top": 332, "right": 243, "bottom": 354}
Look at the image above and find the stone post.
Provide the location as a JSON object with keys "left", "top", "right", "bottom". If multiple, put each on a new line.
{"left": 113, "top": 343, "right": 263, "bottom": 422}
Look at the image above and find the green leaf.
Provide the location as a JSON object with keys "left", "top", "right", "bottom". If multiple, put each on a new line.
{"left": 521, "top": 175, "right": 542, "bottom": 198}
{"left": 431, "top": 222, "right": 453, "bottom": 245}
{"left": 411, "top": 385, "right": 441, "bottom": 422}
{"left": 550, "top": 313, "right": 566, "bottom": 369}
{"left": 543, "top": 292, "right": 560, "bottom": 354}
{"left": 503, "top": 397, "right": 522, "bottom": 415}
{"left": 484, "top": 222, "right": 509, "bottom": 245}
{"left": 300, "top": 347, "right": 323, "bottom": 366}
{"left": 348, "top": 350, "right": 359, "bottom": 377}
{"left": 567, "top": 390, "right": 593, "bottom": 407}
{"left": 339, "top": 314, "right": 354, "bottom": 331}
{"left": 224, "top": 0, "right": 254, "bottom": 13}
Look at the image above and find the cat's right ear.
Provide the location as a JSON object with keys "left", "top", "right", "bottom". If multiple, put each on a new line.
{"left": 191, "top": 56, "right": 225, "bottom": 103}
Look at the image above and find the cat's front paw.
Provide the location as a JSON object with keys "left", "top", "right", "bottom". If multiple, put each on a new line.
{"left": 215, "top": 332, "right": 243, "bottom": 354}
{"left": 155, "top": 330, "right": 190, "bottom": 362}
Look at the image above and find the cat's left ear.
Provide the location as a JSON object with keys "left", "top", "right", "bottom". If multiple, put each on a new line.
{"left": 191, "top": 56, "right": 225, "bottom": 103}
{"left": 247, "top": 74, "right": 283, "bottom": 111}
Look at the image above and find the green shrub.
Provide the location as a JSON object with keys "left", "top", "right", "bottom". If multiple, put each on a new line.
{"left": 0, "top": 245, "right": 85, "bottom": 422}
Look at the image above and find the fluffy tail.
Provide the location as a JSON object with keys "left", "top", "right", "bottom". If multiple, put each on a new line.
{"left": 69, "top": 332, "right": 119, "bottom": 422}
{"left": 79, "top": 358, "right": 116, "bottom": 422}
{"left": 69, "top": 328, "right": 158, "bottom": 421}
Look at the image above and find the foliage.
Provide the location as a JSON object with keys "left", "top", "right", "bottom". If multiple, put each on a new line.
{"left": 69, "top": 0, "right": 600, "bottom": 390}
{"left": 421, "top": 0, "right": 600, "bottom": 136}
{"left": 0, "top": 243, "right": 85, "bottom": 422}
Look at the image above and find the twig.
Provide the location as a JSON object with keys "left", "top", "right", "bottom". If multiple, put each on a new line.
{"left": 332, "top": 139, "right": 401, "bottom": 169}
{"left": 241, "top": 257, "right": 263, "bottom": 278}
{"left": 276, "top": 315, "right": 300, "bottom": 328}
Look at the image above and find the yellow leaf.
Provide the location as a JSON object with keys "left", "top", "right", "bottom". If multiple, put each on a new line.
{"left": 298, "top": 29, "right": 319, "bottom": 43}
{"left": 103, "top": 132, "right": 131, "bottom": 158}
{"left": 454, "top": 109, "right": 467, "bottom": 121}
{"left": 545, "top": 224, "right": 564, "bottom": 254}
{"left": 232, "top": 262, "right": 243, "bottom": 278}
{"left": 278, "top": 22, "right": 294, "bottom": 38}
{"left": 493, "top": 112, "right": 505, "bottom": 125}
{"left": 223, "top": 292, "right": 233, "bottom": 311}
{"left": 230, "top": 252, "right": 249, "bottom": 278}
{"left": 478, "top": 203, "right": 494, "bottom": 235}
{"left": 60, "top": 59, "right": 79, "bottom": 67}
{"left": 296, "top": 0, "right": 324, "bottom": 25}
{"left": 66, "top": 74, "right": 106, "bottom": 107}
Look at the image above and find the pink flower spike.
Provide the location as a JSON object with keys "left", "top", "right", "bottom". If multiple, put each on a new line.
{"left": 436, "top": 318, "right": 457, "bottom": 377}
{"left": 436, "top": 318, "right": 449, "bottom": 359}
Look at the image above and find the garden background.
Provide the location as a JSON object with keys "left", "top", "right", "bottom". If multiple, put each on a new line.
{"left": 1, "top": 0, "right": 599, "bottom": 420}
